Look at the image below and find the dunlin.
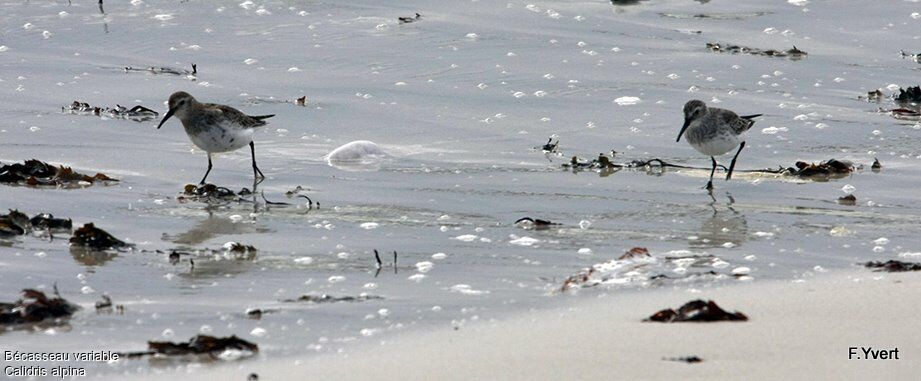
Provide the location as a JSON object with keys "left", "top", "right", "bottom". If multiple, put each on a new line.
{"left": 157, "top": 91, "right": 273, "bottom": 184}
{"left": 676, "top": 100, "right": 761, "bottom": 190}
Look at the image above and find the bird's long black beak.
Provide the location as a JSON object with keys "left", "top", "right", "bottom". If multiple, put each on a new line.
{"left": 157, "top": 108, "right": 176, "bottom": 129}
{"left": 676, "top": 118, "right": 690, "bottom": 142}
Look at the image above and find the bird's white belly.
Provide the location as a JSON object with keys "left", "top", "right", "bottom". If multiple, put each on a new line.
{"left": 187, "top": 124, "right": 253, "bottom": 153}
{"left": 689, "top": 133, "right": 740, "bottom": 156}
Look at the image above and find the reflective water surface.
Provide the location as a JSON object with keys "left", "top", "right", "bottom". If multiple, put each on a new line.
{"left": 1, "top": 0, "right": 920, "bottom": 376}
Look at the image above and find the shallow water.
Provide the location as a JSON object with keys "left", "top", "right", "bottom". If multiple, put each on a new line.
{"left": 1, "top": 0, "right": 920, "bottom": 377}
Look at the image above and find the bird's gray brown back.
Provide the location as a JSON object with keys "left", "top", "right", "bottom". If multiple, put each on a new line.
{"left": 713, "top": 107, "right": 754, "bottom": 135}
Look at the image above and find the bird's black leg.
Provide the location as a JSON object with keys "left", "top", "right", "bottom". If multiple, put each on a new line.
{"left": 726, "top": 141, "right": 746, "bottom": 181}
{"left": 706, "top": 156, "right": 716, "bottom": 191}
{"left": 250, "top": 141, "right": 265, "bottom": 182}
{"left": 199, "top": 153, "right": 213, "bottom": 185}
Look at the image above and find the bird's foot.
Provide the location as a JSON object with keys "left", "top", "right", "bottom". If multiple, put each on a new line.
{"left": 705, "top": 181, "right": 714, "bottom": 191}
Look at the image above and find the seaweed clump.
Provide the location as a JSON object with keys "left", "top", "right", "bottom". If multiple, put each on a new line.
{"left": 31, "top": 213, "right": 74, "bottom": 231}
{"left": 663, "top": 356, "right": 704, "bottom": 364}
{"left": 179, "top": 183, "right": 252, "bottom": 204}
{"left": 560, "top": 247, "right": 653, "bottom": 291}
{"left": 644, "top": 300, "right": 748, "bottom": 323}
{"left": 900, "top": 50, "right": 921, "bottom": 63}
{"left": 541, "top": 135, "right": 560, "bottom": 153}
{"left": 283, "top": 294, "right": 383, "bottom": 304}
{"left": 0, "top": 289, "right": 79, "bottom": 326}
{"left": 64, "top": 101, "right": 159, "bottom": 122}
{"left": 223, "top": 242, "right": 257, "bottom": 254}
{"left": 894, "top": 86, "right": 921, "bottom": 103}
{"left": 881, "top": 107, "right": 920, "bottom": 119}
{"left": 864, "top": 260, "right": 921, "bottom": 272}
{"left": 784, "top": 159, "right": 855, "bottom": 178}
{"left": 864, "top": 86, "right": 920, "bottom": 120}
{"left": 562, "top": 152, "right": 619, "bottom": 170}
{"left": 0, "top": 210, "right": 30, "bottom": 235}
{"left": 558, "top": 248, "right": 734, "bottom": 292}
{"left": 837, "top": 194, "right": 857, "bottom": 206}
{"left": 619, "top": 247, "right": 651, "bottom": 260}
{"left": 70, "top": 223, "right": 131, "bottom": 250}
{"left": 706, "top": 42, "right": 807, "bottom": 59}
{"left": 95, "top": 295, "right": 125, "bottom": 313}
{"left": 0, "top": 210, "right": 72, "bottom": 236}
{"left": 398, "top": 13, "right": 421, "bottom": 24}
{"left": 122, "top": 63, "right": 197, "bottom": 77}
{"left": 514, "top": 217, "right": 560, "bottom": 230}
{"left": 123, "top": 335, "right": 258, "bottom": 360}
{"left": 0, "top": 159, "right": 117, "bottom": 188}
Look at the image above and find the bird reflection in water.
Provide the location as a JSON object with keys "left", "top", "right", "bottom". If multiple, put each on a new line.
{"left": 168, "top": 212, "right": 270, "bottom": 246}
{"left": 689, "top": 194, "right": 748, "bottom": 249}
{"left": 164, "top": 213, "right": 271, "bottom": 281}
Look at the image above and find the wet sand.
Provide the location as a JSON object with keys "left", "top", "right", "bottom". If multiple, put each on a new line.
{"left": 117, "top": 270, "right": 919, "bottom": 380}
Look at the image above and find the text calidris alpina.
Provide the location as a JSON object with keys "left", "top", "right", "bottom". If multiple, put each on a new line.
{"left": 676, "top": 100, "right": 761, "bottom": 190}
{"left": 157, "top": 91, "right": 274, "bottom": 184}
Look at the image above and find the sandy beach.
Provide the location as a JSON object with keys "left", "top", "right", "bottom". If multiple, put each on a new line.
{"left": 3, "top": 0, "right": 921, "bottom": 379}
{"left": 115, "top": 270, "right": 919, "bottom": 380}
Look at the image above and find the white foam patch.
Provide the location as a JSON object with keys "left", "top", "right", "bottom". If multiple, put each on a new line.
{"left": 449, "top": 284, "right": 489, "bottom": 295}
{"left": 415, "top": 261, "right": 434, "bottom": 273}
{"left": 565, "top": 251, "right": 733, "bottom": 290}
{"left": 613, "top": 96, "right": 641, "bottom": 105}
{"left": 453, "top": 234, "right": 478, "bottom": 242}
{"left": 509, "top": 235, "right": 540, "bottom": 246}
{"left": 324, "top": 140, "right": 388, "bottom": 171}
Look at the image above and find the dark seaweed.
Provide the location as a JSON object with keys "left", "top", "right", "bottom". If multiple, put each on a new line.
{"left": 864, "top": 260, "right": 921, "bottom": 272}
{"left": 121, "top": 63, "right": 196, "bottom": 77}
{"left": 784, "top": 159, "right": 854, "bottom": 177}
{"left": 30, "top": 213, "right": 73, "bottom": 231}
{"left": 894, "top": 86, "right": 921, "bottom": 103}
{"left": 95, "top": 295, "right": 126, "bottom": 314}
{"left": 707, "top": 42, "right": 806, "bottom": 59}
{"left": 0, "top": 159, "right": 117, "bottom": 188}
{"left": 225, "top": 242, "right": 257, "bottom": 254}
{"left": 645, "top": 300, "right": 748, "bottom": 322}
{"left": 398, "top": 13, "right": 421, "bottom": 24}
{"left": 514, "top": 217, "right": 560, "bottom": 230}
{"left": 1, "top": 210, "right": 73, "bottom": 236}
{"left": 70, "top": 223, "right": 131, "bottom": 250}
{"left": 178, "top": 183, "right": 255, "bottom": 204}
{"left": 64, "top": 100, "right": 159, "bottom": 122}
{"left": 837, "top": 194, "right": 857, "bottom": 206}
{"left": 0, "top": 210, "right": 28, "bottom": 235}
{"left": 663, "top": 356, "right": 704, "bottom": 364}
{"left": 282, "top": 294, "right": 383, "bottom": 303}
{"left": 123, "top": 335, "right": 258, "bottom": 359}
{"left": 618, "top": 247, "right": 650, "bottom": 260}
{"left": 0, "top": 289, "right": 79, "bottom": 326}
